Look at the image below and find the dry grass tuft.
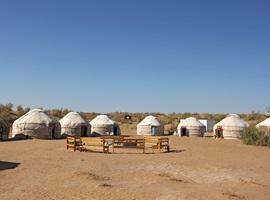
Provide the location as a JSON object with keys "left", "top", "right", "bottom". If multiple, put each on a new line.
{"left": 222, "top": 192, "right": 246, "bottom": 200}
{"left": 169, "top": 177, "right": 189, "bottom": 183}
{"left": 75, "top": 171, "right": 111, "bottom": 181}
{"left": 98, "top": 183, "right": 113, "bottom": 188}
{"left": 157, "top": 173, "right": 189, "bottom": 183}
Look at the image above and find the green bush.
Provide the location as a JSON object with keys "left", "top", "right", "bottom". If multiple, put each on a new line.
{"left": 242, "top": 126, "right": 269, "bottom": 147}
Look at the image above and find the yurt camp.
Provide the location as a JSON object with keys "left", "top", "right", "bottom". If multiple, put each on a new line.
{"left": 137, "top": 115, "right": 164, "bottom": 136}
{"left": 11, "top": 109, "right": 61, "bottom": 139}
{"left": 0, "top": 117, "right": 10, "bottom": 141}
{"left": 90, "top": 114, "right": 120, "bottom": 136}
{"left": 177, "top": 117, "right": 206, "bottom": 137}
{"left": 59, "top": 112, "right": 91, "bottom": 137}
{"left": 213, "top": 114, "right": 249, "bottom": 139}
{"left": 256, "top": 117, "right": 270, "bottom": 130}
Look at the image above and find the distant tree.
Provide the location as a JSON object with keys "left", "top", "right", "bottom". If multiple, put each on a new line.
{"left": 266, "top": 106, "right": 270, "bottom": 117}
{"left": 49, "top": 109, "right": 64, "bottom": 118}
{"left": 62, "top": 109, "right": 70, "bottom": 116}
{"left": 7, "top": 103, "right": 13, "bottom": 109}
{"left": 24, "top": 107, "right": 30, "bottom": 112}
{"left": 0, "top": 103, "right": 13, "bottom": 115}
{"left": 16, "top": 105, "right": 26, "bottom": 116}
{"left": 16, "top": 105, "right": 23, "bottom": 112}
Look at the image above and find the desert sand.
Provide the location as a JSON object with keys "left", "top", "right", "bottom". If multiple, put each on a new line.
{"left": 0, "top": 137, "right": 270, "bottom": 200}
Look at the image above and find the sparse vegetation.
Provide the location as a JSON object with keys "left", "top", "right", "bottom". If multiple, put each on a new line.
{"left": 242, "top": 126, "right": 270, "bottom": 147}
{"left": 0, "top": 102, "right": 269, "bottom": 134}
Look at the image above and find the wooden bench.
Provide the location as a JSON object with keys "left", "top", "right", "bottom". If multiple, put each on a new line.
{"left": 116, "top": 137, "right": 145, "bottom": 153}
{"left": 66, "top": 135, "right": 169, "bottom": 154}
{"left": 101, "top": 135, "right": 129, "bottom": 148}
{"left": 102, "top": 136, "right": 145, "bottom": 153}
{"left": 80, "top": 137, "right": 109, "bottom": 153}
{"left": 101, "top": 135, "right": 126, "bottom": 143}
{"left": 66, "top": 136, "right": 81, "bottom": 152}
{"left": 144, "top": 136, "right": 170, "bottom": 153}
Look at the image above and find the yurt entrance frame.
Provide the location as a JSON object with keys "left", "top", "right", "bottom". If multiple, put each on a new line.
{"left": 49, "top": 123, "right": 58, "bottom": 139}
{"left": 113, "top": 126, "right": 118, "bottom": 136}
{"left": 81, "top": 125, "right": 88, "bottom": 137}
{"left": 151, "top": 126, "right": 158, "bottom": 136}
{"left": 181, "top": 126, "right": 187, "bottom": 136}
{"left": 49, "top": 127, "right": 56, "bottom": 139}
{"left": 215, "top": 126, "right": 223, "bottom": 138}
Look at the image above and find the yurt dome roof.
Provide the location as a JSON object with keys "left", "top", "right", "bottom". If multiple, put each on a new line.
{"left": 90, "top": 115, "right": 115, "bottom": 126}
{"left": 14, "top": 109, "right": 54, "bottom": 125}
{"left": 256, "top": 117, "right": 270, "bottom": 127}
{"left": 215, "top": 114, "right": 248, "bottom": 127}
{"left": 179, "top": 117, "right": 204, "bottom": 127}
{"left": 138, "top": 115, "right": 162, "bottom": 126}
{"left": 60, "top": 112, "right": 88, "bottom": 128}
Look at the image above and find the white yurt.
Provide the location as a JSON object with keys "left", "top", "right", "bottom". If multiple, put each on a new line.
{"left": 256, "top": 117, "right": 270, "bottom": 130}
{"left": 213, "top": 114, "right": 249, "bottom": 139}
{"left": 59, "top": 112, "right": 91, "bottom": 137}
{"left": 137, "top": 115, "right": 164, "bottom": 136}
{"left": 90, "top": 115, "right": 120, "bottom": 136}
{"left": 11, "top": 109, "right": 61, "bottom": 139}
{"left": 177, "top": 117, "right": 206, "bottom": 137}
{"left": 0, "top": 117, "right": 10, "bottom": 141}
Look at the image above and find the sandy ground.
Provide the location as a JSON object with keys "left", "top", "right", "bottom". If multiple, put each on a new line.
{"left": 1, "top": 137, "right": 270, "bottom": 200}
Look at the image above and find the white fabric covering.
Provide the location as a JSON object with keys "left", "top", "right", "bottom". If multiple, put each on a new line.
{"left": 59, "top": 112, "right": 90, "bottom": 136}
{"left": 256, "top": 117, "right": 270, "bottom": 129}
{"left": 177, "top": 117, "right": 206, "bottom": 137}
{"left": 137, "top": 115, "right": 164, "bottom": 135}
{"left": 11, "top": 109, "right": 61, "bottom": 139}
{"left": 213, "top": 114, "right": 249, "bottom": 139}
{"left": 90, "top": 115, "right": 120, "bottom": 135}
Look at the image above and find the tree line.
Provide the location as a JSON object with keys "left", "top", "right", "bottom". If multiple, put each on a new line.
{"left": 0, "top": 103, "right": 268, "bottom": 128}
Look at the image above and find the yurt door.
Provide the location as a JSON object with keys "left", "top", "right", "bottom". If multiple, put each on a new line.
{"left": 113, "top": 126, "right": 118, "bottom": 135}
{"left": 50, "top": 127, "right": 55, "bottom": 139}
{"left": 216, "top": 126, "right": 223, "bottom": 138}
{"left": 151, "top": 127, "right": 157, "bottom": 136}
{"left": 181, "top": 127, "right": 187, "bottom": 136}
{"left": 81, "top": 126, "right": 87, "bottom": 137}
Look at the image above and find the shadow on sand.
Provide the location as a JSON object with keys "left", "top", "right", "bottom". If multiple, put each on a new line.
{"left": 169, "top": 149, "right": 186, "bottom": 153}
{"left": 0, "top": 161, "right": 20, "bottom": 171}
{"left": 97, "top": 149, "right": 186, "bottom": 155}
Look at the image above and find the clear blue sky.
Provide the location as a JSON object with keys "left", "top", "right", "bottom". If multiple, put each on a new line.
{"left": 0, "top": 0, "right": 269, "bottom": 113}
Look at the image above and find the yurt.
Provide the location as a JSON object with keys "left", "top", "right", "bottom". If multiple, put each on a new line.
{"left": 11, "top": 109, "right": 61, "bottom": 139}
{"left": 0, "top": 117, "right": 10, "bottom": 141}
{"left": 137, "top": 115, "right": 164, "bottom": 136}
{"left": 177, "top": 117, "right": 206, "bottom": 137}
{"left": 59, "top": 112, "right": 91, "bottom": 137}
{"left": 213, "top": 114, "right": 249, "bottom": 139}
{"left": 90, "top": 115, "right": 120, "bottom": 136}
{"left": 256, "top": 117, "right": 270, "bottom": 130}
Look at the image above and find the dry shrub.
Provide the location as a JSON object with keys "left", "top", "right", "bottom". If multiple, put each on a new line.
{"left": 157, "top": 173, "right": 189, "bottom": 183}
{"left": 242, "top": 126, "right": 270, "bottom": 147}
{"left": 75, "top": 171, "right": 110, "bottom": 181}
{"left": 98, "top": 183, "right": 113, "bottom": 187}
{"left": 222, "top": 191, "right": 246, "bottom": 200}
